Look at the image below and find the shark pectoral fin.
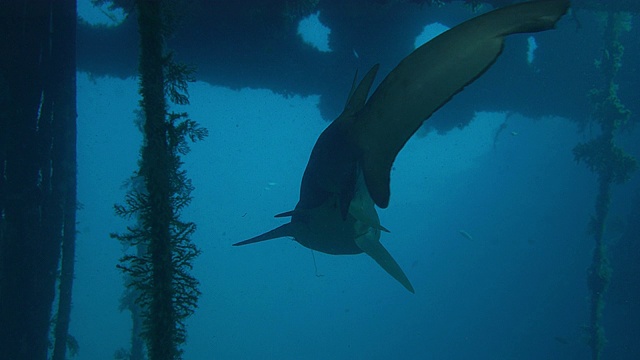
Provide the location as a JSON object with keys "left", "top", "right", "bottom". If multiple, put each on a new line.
{"left": 274, "top": 210, "right": 297, "bottom": 218}
{"left": 354, "top": 235, "right": 414, "bottom": 293}
{"left": 233, "top": 223, "right": 296, "bottom": 246}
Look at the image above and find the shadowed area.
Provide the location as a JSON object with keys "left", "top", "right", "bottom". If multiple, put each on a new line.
{"left": 78, "top": 0, "right": 639, "bottom": 132}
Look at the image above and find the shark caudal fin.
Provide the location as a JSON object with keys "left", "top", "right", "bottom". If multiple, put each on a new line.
{"left": 354, "top": 235, "right": 414, "bottom": 293}
{"left": 233, "top": 223, "right": 297, "bottom": 247}
{"left": 353, "top": 0, "right": 570, "bottom": 208}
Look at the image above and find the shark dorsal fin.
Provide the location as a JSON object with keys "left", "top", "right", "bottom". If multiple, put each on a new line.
{"left": 343, "top": 69, "right": 360, "bottom": 111}
{"left": 342, "top": 64, "right": 379, "bottom": 116}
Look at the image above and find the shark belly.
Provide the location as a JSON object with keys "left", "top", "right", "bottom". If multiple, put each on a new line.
{"left": 290, "top": 197, "right": 364, "bottom": 255}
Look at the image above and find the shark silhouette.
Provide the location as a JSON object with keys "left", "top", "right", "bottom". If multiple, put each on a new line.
{"left": 233, "top": 0, "right": 570, "bottom": 293}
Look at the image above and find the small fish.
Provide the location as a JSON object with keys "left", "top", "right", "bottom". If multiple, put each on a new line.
{"left": 459, "top": 230, "right": 473, "bottom": 240}
{"left": 511, "top": 131, "right": 519, "bottom": 136}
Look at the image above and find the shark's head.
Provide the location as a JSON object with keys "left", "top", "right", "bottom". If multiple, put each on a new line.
{"left": 234, "top": 171, "right": 414, "bottom": 293}
{"left": 289, "top": 198, "right": 365, "bottom": 255}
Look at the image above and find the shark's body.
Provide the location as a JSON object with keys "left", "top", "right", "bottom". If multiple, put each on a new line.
{"left": 234, "top": 0, "right": 570, "bottom": 292}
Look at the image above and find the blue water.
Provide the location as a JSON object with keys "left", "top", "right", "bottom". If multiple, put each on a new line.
{"left": 70, "top": 3, "right": 640, "bottom": 359}
{"left": 72, "top": 73, "right": 638, "bottom": 359}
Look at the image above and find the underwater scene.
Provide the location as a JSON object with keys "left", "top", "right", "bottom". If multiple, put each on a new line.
{"left": 1, "top": 0, "right": 639, "bottom": 359}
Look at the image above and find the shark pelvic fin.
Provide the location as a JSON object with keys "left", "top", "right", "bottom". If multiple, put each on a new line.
{"left": 349, "top": 201, "right": 390, "bottom": 233}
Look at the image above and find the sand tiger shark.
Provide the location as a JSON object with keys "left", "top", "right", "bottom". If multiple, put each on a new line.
{"left": 233, "top": 0, "right": 570, "bottom": 293}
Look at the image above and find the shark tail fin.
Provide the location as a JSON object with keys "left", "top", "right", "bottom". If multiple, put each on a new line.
{"left": 355, "top": 0, "right": 570, "bottom": 209}
{"left": 355, "top": 236, "right": 414, "bottom": 293}
{"left": 233, "top": 223, "right": 296, "bottom": 246}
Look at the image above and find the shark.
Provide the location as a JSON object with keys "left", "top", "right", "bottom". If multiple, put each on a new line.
{"left": 233, "top": 0, "right": 570, "bottom": 293}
